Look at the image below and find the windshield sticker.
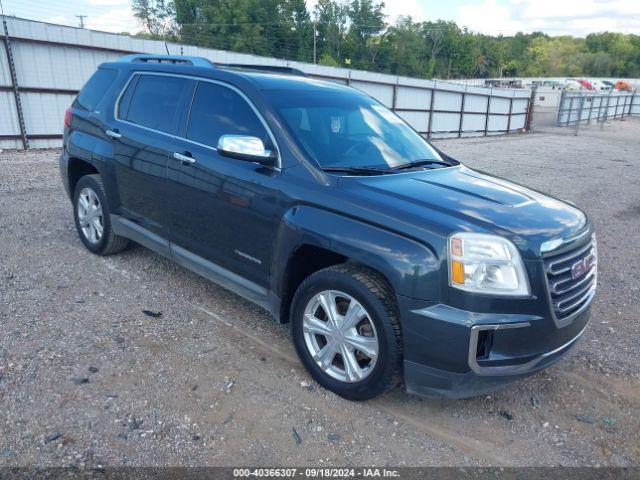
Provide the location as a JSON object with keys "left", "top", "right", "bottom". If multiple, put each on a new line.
{"left": 330, "top": 116, "right": 342, "bottom": 133}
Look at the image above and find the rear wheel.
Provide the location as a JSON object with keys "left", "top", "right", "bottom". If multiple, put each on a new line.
{"left": 73, "top": 174, "right": 129, "bottom": 255}
{"left": 291, "top": 264, "right": 402, "bottom": 400}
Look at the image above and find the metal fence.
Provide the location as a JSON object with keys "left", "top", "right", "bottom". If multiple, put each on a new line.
{"left": 1, "top": 16, "right": 536, "bottom": 150}
{"left": 556, "top": 90, "right": 639, "bottom": 126}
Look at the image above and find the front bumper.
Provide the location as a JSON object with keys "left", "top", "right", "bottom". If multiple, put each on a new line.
{"left": 398, "top": 298, "right": 591, "bottom": 399}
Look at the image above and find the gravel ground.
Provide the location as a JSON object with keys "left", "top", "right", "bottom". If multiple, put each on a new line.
{"left": 1, "top": 119, "right": 639, "bottom": 468}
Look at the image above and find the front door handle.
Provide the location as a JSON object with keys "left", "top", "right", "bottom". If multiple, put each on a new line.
{"left": 105, "top": 129, "right": 122, "bottom": 139}
{"left": 173, "top": 152, "right": 196, "bottom": 165}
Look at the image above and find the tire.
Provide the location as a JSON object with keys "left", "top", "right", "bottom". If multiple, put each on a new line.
{"left": 73, "top": 174, "right": 129, "bottom": 255}
{"left": 290, "top": 264, "right": 402, "bottom": 401}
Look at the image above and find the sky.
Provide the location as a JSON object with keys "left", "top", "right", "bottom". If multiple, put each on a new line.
{"left": 1, "top": 0, "right": 639, "bottom": 37}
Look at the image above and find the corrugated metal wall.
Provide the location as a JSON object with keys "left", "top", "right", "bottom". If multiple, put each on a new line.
{"left": 1, "top": 16, "right": 534, "bottom": 150}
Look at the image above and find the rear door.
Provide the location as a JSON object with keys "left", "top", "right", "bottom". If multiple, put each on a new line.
{"left": 111, "top": 73, "right": 195, "bottom": 238}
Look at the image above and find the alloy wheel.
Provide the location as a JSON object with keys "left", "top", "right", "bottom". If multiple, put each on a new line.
{"left": 77, "top": 187, "right": 104, "bottom": 244}
{"left": 302, "top": 290, "right": 379, "bottom": 383}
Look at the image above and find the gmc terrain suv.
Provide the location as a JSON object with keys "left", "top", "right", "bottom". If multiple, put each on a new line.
{"left": 60, "top": 55, "right": 597, "bottom": 400}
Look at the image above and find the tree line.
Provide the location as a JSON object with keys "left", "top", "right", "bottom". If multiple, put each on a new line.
{"left": 131, "top": 0, "right": 640, "bottom": 79}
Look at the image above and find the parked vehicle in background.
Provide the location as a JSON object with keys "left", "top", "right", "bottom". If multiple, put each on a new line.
{"left": 542, "top": 80, "right": 563, "bottom": 90}
{"left": 59, "top": 55, "right": 597, "bottom": 400}
{"left": 615, "top": 80, "right": 632, "bottom": 91}
{"left": 590, "top": 80, "right": 610, "bottom": 91}
{"left": 563, "top": 79, "right": 583, "bottom": 91}
{"left": 577, "top": 79, "right": 593, "bottom": 90}
{"left": 484, "top": 79, "right": 523, "bottom": 89}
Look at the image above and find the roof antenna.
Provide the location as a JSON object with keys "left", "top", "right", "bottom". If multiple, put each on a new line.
{"left": 164, "top": 41, "right": 170, "bottom": 55}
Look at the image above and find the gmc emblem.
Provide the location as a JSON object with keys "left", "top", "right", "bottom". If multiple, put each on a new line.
{"left": 571, "top": 254, "right": 595, "bottom": 280}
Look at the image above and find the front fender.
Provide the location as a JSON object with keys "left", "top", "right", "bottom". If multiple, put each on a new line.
{"left": 271, "top": 205, "right": 441, "bottom": 302}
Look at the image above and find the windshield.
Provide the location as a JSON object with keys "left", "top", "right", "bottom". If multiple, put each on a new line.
{"left": 270, "top": 90, "right": 445, "bottom": 170}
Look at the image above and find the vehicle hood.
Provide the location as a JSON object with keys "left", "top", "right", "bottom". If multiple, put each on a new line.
{"left": 337, "top": 165, "right": 588, "bottom": 259}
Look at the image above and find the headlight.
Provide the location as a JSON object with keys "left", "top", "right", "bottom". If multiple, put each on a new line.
{"left": 448, "top": 232, "right": 530, "bottom": 296}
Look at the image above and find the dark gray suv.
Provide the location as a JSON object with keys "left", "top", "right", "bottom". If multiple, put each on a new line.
{"left": 60, "top": 55, "right": 596, "bottom": 400}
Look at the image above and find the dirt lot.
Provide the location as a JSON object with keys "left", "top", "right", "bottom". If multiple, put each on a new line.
{"left": 1, "top": 120, "right": 639, "bottom": 468}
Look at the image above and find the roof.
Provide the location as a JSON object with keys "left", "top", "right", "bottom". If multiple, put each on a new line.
{"left": 221, "top": 69, "right": 355, "bottom": 93}
{"left": 106, "top": 54, "right": 357, "bottom": 94}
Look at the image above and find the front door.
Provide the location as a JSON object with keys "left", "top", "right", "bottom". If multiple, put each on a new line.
{"left": 166, "top": 80, "right": 282, "bottom": 288}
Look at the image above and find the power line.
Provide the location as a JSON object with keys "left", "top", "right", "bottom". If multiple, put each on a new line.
{"left": 161, "top": 21, "right": 406, "bottom": 32}
{"left": 76, "top": 15, "right": 86, "bottom": 29}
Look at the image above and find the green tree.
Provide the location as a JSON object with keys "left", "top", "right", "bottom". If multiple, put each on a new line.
{"left": 381, "top": 16, "right": 427, "bottom": 76}
{"left": 135, "top": 0, "right": 640, "bottom": 81}
{"left": 344, "top": 0, "right": 387, "bottom": 70}
{"left": 132, "top": 0, "right": 176, "bottom": 37}
{"left": 318, "top": 52, "right": 340, "bottom": 66}
{"left": 314, "top": 0, "right": 349, "bottom": 64}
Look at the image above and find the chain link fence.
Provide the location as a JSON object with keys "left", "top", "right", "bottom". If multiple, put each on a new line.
{"left": 556, "top": 90, "right": 638, "bottom": 127}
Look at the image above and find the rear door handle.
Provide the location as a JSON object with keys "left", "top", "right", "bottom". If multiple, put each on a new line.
{"left": 173, "top": 152, "right": 196, "bottom": 165}
{"left": 105, "top": 129, "right": 122, "bottom": 139}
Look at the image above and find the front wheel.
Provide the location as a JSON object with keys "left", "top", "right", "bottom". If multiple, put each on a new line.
{"left": 290, "top": 264, "right": 403, "bottom": 401}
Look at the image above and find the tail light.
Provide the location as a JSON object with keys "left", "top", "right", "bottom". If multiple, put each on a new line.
{"left": 64, "top": 108, "right": 72, "bottom": 128}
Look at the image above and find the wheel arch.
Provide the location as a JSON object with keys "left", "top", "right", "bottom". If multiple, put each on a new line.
{"left": 67, "top": 156, "right": 101, "bottom": 196}
{"left": 271, "top": 205, "right": 441, "bottom": 323}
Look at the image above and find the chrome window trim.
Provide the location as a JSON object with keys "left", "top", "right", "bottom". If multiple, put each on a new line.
{"left": 112, "top": 71, "right": 282, "bottom": 170}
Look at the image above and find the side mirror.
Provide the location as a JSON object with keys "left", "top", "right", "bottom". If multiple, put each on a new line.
{"left": 217, "top": 135, "right": 276, "bottom": 166}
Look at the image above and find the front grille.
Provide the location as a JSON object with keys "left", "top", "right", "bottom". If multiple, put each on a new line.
{"left": 543, "top": 234, "right": 597, "bottom": 324}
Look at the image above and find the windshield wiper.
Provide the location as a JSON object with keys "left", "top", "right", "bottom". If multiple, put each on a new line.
{"left": 322, "top": 166, "right": 392, "bottom": 176}
{"left": 322, "top": 160, "right": 451, "bottom": 176}
{"left": 390, "top": 159, "right": 452, "bottom": 171}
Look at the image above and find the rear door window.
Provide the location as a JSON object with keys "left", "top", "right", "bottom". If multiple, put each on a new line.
{"left": 74, "top": 68, "right": 117, "bottom": 112}
{"left": 186, "top": 81, "right": 271, "bottom": 149}
{"left": 124, "top": 74, "right": 192, "bottom": 135}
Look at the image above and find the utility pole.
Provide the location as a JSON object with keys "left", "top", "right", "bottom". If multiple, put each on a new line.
{"left": 76, "top": 15, "right": 87, "bottom": 28}
{"left": 312, "top": 19, "right": 317, "bottom": 64}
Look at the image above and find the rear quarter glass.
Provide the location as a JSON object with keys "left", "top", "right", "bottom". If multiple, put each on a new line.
{"left": 73, "top": 68, "right": 118, "bottom": 112}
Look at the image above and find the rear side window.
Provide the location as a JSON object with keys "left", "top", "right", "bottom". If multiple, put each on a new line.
{"left": 124, "top": 75, "right": 191, "bottom": 134}
{"left": 186, "top": 82, "right": 271, "bottom": 149}
{"left": 74, "top": 68, "right": 117, "bottom": 111}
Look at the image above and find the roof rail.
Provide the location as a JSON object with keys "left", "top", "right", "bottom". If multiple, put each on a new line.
{"left": 118, "top": 54, "right": 215, "bottom": 68}
{"left": 117, "top": 55, "right": 308, "bottom": 77}
{"left": 217, "top": 63, "right": 308, "bottom": 77}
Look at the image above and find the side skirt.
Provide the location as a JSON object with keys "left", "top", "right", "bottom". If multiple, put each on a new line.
{"left": 110, "top": 214, "right": 276, "bottom": 316}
